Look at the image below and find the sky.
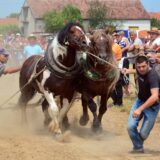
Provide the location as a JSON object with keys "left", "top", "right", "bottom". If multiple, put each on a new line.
{"left": 0, "top": 0, "right": 160, "bottom": 18}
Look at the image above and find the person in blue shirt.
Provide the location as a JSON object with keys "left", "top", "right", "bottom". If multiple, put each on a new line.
{"left": 23, "top": 34, "right": 44, "bottom": 59}
{"left": 111, "top": 32, "right": 130, "bottom": 106}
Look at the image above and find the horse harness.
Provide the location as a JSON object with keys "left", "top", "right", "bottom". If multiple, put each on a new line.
{"left": 82, "top": 52, "right": 117, "bottom": 81}
{"left": 44, "top": 47, "right": 82, "bottom": 79}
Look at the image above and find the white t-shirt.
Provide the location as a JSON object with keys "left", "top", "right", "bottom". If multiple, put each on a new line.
{"left": 128, "top": 38, "right": 143, "bottom": 64}
{"left": 130, "top": 38, "right": 143, "bottom": 46}
{"left": 152, "top": 37, "right": 160, "bottom": 46}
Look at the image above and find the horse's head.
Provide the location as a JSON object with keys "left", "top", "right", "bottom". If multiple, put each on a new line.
{"left": 89, "top": 29, "right": 113, "bottom": 62}
{"left": 58, "top": 22, "right": 90, "bottom": 50}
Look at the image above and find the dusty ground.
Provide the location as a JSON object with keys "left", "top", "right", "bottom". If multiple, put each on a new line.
{"left": 0, "top": 73, "right": 160, "bottom": 160}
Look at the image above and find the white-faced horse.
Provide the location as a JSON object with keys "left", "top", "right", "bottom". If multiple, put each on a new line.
{"left": 19, "top": 22, "right": 90, "bottom": 134}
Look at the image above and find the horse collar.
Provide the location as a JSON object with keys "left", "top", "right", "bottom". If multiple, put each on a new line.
{"left": 82, "top": 52, "right": 116, "bottom": 81}
{"left": 45, "top": 47, "right": 81, "bottom": 79}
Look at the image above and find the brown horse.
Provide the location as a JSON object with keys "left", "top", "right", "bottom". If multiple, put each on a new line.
{"left": 78, "top": 29, "right": 119, "bottom": 131}
{"left": 18, "top": 22, "right": 90, "bottom": 134}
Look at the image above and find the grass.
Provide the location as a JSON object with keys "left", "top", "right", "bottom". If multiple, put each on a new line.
{"left": 107, "top": 73, "right": 137, "bottom": 113}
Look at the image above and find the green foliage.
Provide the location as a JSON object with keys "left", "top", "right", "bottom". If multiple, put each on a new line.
{"left": 151, "top": 18, "right": 160, "bottom": 29}
{"left": 62, "top": 5, "right": 82, "bottom": 23}
{"left": 44, "top": 5, "right": 82, "bottom": 32}
{"left": 7, "top": 13, "right": 19, "bottom": 18}
{"left": 0, "top": 25, "right": 20, "bottom": 35}
{"left": 87, "top": 0, "right": 107, "bottom": 28}
{"left": 44, "top": 11, "right": 64, "bottom": 32}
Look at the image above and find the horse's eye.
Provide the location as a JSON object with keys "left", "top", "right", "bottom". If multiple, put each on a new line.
{"left": 70, "top": 30, "right": 74, "bottom": 34}
{"left": 73, "top": 35, "right": 79, "bottom": 41}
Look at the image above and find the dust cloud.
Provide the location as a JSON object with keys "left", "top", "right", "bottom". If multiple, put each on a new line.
{"left": 0, "top": 73, "right": 160, "bottom": 160}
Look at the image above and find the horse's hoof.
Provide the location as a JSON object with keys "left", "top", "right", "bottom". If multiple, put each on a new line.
{"left": 92, "top": 119, "right": 103, "bottom": 133}
{"left": 55, "top": 129, "right": 62, "bottom": 135}
{"left": 48, "top": 121, "right": 61, "bottom": 134}
{"left": 79, "top": 115, "right": 89, "bottom": 126}
{"left": 48, "top": 122, "right": 55, "bottom": 132}
{"left": 91, "top": 125, "right": 103, "bottom": 134}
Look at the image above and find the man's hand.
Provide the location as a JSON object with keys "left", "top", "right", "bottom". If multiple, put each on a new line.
{"left": 121, "top": 68, "right": 136, "bottom": 74}
{"left": 121, "top": 68, "right": 130, "bottom": 75}
{"left": 132, "top": 108, "right": 142, "bottom": 118}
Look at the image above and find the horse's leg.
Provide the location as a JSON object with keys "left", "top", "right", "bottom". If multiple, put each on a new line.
{"left": 18, "top": 85, "right": 36, "bottom": 125}
{"left": 43, "top": 91, "right": 61, "bottom": 135}
{"left": 88, "top": 98, "right": 100, "bottom": 131}
{"left": 58, "top": 98, "right": 71, "bottom": 130}
{"left": 42, "top": 98, "right": 52, "bottom": 126}
{"left": 81, "top": 93, "right": 99, "bottom": 130}
{"left": 62, "top": 116, "right": 70, "bottom": 130}
{"left": 98, "top": 95, "right": 108, "bottom": 126}
{"left": 79, "top": 94, "right": 89, "bottom": 126}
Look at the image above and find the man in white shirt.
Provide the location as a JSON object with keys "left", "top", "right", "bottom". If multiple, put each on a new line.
{"left": 146, "top": 30, "right": 160, "bottom": 51}
{"left": 129, "top": 30, "right": 143, "bottom": 49}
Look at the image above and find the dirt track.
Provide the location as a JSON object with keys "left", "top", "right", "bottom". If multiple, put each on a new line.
{"left": 0, "top": 73, "right": 160, "bottom": 160}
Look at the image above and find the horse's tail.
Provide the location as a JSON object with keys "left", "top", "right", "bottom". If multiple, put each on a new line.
{"left": 19, "top": 55, "right": 42, "bottom": 88}
{"left": 18, "top": 55, "right": 44, "bottom": 124}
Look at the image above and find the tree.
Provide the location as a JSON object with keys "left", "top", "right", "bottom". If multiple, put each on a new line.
{"left": 87, "top": 0, "right": 107, "bottom": 29}
{"left": 7, "top": 13, "right": 19, "bottom": 18}
{"left": 44, "top": 11, "right": 64, "bottom": 32}
{"left": 151, "top": 18, "right": 160, "bottom": 29}
{"left": 0, "top": 25, "right": 20, "bottom": 35}
{"left": 62, "top": 5, "right": 82, "bottom": 23}
{"left": 44, "top": 5, "right": 82, "bottom": 32}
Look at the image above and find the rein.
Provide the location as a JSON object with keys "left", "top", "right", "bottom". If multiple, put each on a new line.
{"left": 84, "top": 51, "right": 138, "bottom": 91}
{"left": 86, "top": 51, "right": 119, "bottom": 69}
{"left": 82, "top": 51, "right": 119, "bottom": 81}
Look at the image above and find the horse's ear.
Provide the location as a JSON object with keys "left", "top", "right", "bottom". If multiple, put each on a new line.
{"left": 89, "top": 35, "right": 95, "bottom": 46}
{"left": 105, "top": 27, "right": 115, "bottom": 34}
{"left": 105, "top": 28, "right": 110, "bottom": 34}
{"left": 88, "top": 28, "right": 95, "bottom": 35}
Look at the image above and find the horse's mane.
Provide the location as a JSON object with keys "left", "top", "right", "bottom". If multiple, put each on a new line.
{"left": 50, "top": 36, "right": 67, "bottom": 59}
{"left": 49, "top": 22, "right": 84, "bottom": 60}
{"left": 58, "top": 22, "right": 83, "bottom": 45}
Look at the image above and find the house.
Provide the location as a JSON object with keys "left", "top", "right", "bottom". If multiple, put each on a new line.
{"left": 0, "top": 18, "right": 18, "bottom": 26}
{"left": 19, "top": 0, "right": 151, "bottom": 36}
{"left": 149, "top": 12, "right": 160, "bottom": 20}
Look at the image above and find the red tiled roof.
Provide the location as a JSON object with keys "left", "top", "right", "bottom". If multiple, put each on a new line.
{"left": 149, "top": 12, "right": 160, "bottom": 20}
{"left": 25, "top": 0, "right": 150, "bottom": 20}
{"left": 0, "top": 18, "right": 18, "bottom": 26}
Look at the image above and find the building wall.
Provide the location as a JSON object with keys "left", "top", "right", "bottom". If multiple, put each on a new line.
{"left": 19, "top": 0, "right": 36, "bottom": 37}
{"left": 19, "top": 0, "right": 151, "bottom": 36}
{"left": 35, "top": 19, "right": 45, "bottom": 33}
{"left": 115, "top": 20, "right": 151, "bottom": 30}
{"left": 82, "top": 19, "right": 151, "bottom": 32}
{"left": 27, "top": 9, "right": 35, "bottom": 36}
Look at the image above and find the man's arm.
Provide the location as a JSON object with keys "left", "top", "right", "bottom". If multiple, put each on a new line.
{"left": 121, "top": 68, "right": 136, "bottom": 74}
{"left": 127, "top": 45, "right": 134, "bottom": 52}
{"left": 4, "top": 67, "right": 21, "bottom": 74}
{"left": 132, "top": 88, "right": 159, "bottom": 118}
